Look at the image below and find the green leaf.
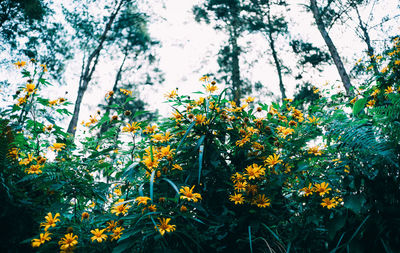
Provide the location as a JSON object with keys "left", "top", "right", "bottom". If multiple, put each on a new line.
{"left": 149, "top": 170, "right": 156, "bottom": 201}
{"left": 344, "top": 195, "right": 366, "bottom": 214}
{"left": 176, "top": 121, "right": 196, "bottom": 152}
{"left": 248, "top": 226, "right": 253, "bottom": 253}
{"left": 353, "top": 98, "right": 367, "bottom": 115}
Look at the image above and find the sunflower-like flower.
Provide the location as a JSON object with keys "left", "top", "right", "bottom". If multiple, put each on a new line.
{"left": 155, "top": 217, "right": 176, "bottom": 236}
{"left": 321, "top": 197, "right": 339, "bottom": 209}
{"left": 135, "top": 196, "right": 151, "bottom": 206}
{"left": 179, "top": 185, "right": 202, "bottom": 202}
{"left": 122, "top": 122, "right": 141, "bottom": 134}
{"left": 58, "top": 233, "right": 78, "bottom": 251}
{"left": 40, "top": 212, "right": 61, "bottom": 231}
{"left": 111, "top": 227, "right": 124, "bottom": 241}
{"left": 252, "top": 194, "right": 271, "bottom": 208}
{"left": 90, "top": 228, "right": 107, "bottom": 243}
{"left": 264, "top": 154, "right": 283, "bottom": 168}
{"left": 245, "top": 164, "right": 265, "bottom": 180}
{"left": 229, "top": 193, "right": 244, "bottom": 205}
{"left": 299, "top": 183, "right": 314, "bottom": 196}
{"left": 50, "top": 143, "right": 66, "bottom": 152}
{"left": 31, "top": 232, "right": 51, "bottom": 248}
{"left": 111, "top": 199, "right": 131, "bottom": 216}
{"left": 314, "top": 182, "right": 332, "bottom": 196}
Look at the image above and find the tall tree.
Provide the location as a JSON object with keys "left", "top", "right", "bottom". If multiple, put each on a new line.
{"left": 193, "top": 0, "right": 248, "bottom": 105}
{"left": 65, "top": 0, "right": 158, "bottom": 137}
{"left": 246, "top": 0, "right": 289, "bottom": 100}
{"left": 309, "top": 0, "right": 354, "bottom": 95}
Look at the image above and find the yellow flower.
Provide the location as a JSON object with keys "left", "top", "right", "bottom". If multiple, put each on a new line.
{"left": 205, "top": 83, "right": 218, "bottom": 93}
{"left": 50, "top": 143, "right": 66, "bottom": 152}
{"left": 385, "top": 86, "right": 394, "bottom": 94}
{"left": 143, "top": 124, "right": 158, "bottom": 134}
{"left": 90, "top": 228, "right": 107, "bottom": 243}
{"left": 122, "top": 122, "right": 141, "bottom": 133}
{"left": 106, "top": 220, "right": 118, "bottom": 232}
{"left": 111, "top": 199, "right": 131, "bottom": 216}
{"left": 371, "top": 89, "right": 380, "bottom": 97}
{"left": 244, "top": 96, "right": 255, "bottom": 103}
{"left": 105, "top": 90, "right": 114, "bottom": 100}
{"left": 321, "top": 197, "right": 338, "bottom": 209}
{"left": 14, "top": 61, "right": 26, "bottom": 68}
{"left": 199, "top": 75, "right": 209, "bottom": 82}
{"left": 58, "top": 233, "right": 78, "bottom": 251}
{"left": 111, "top": 227, "right": 124, "bottom": 241}
{"left": 120, "top": 88, "right": 132, "bottom": 96}
{"left": 89, "top": 202, "right": 96, "bottom": 208}
{"left": 81, "top": 212, "right": 89, "bottom": 221}
{"left": 19, "top": 153, "right": 34, "bottom": 165}
{"left": 350, "top": 96, "right": 358, "bottom": 104}
{"left": 25, "top": 164, "right": 42, "bottom": 174}
{"left": 381, "top": 66, "right": 389, "bottom": 73}
{"left": 276, "top": 126, "right": 295, "bottom": 139}
{"left": 24, "top": 83, "right": 36, "bottom": 94}
{"left": 264, "top": 154, "right": 283, "bottom": 168}
{"left": 179, "top": 185, "right": 202, "bottom": 202}
{"left": 17, "top": 96, "right": 27, "bottom": 106}
{"left": 172, "top": 110, "right": 183, "bottom": 121}
{"left": 135, "top": 196, "right": 151, "bottom": 206}
{"left": 366, "top": 100, "right": 376, "bottom": 108}
{"left": 314, "top": 182, "right": 332, "bottom": 196}
{"left": 245, "top": 164, "right": 265, "bottom": 180}
{"left": 229, "top": 193, "right": 244, "bottom": 204}
{"left": 235, "top": 135, "right": 250, "bottom": 147}
{"left": 308, "top": 146, "right": 322, "bottom": 156}
{"left": 395, "top": 60, "right": 400, "bottom": 65}
{"left": 195, "top": 114, "right": 206, "bottom": 125}
{"left": 164, "top": 89, "right": 178, "bottom": 99}
{"left": 40, "top": 64, "right": 47, "bottom": 72}
{"left": 40, "top": 212, "right": 61, "bottom": 231}
{"left": 300, "top": 183, "right": 313, "bottom": 196}
{"left": 155, "top": 217, "right": 176, "bottom": 236}
{"left": 160, "top": 145, "right": 175, "bottom": 158}
{"left": 234, "top": 181, "right": 247, "bottom": 192}
{"left": 307, "top": 116, "right": 320, "bottom": 125}
{"left": 252, "top": 194, "right": 271, "bottom": 208}
{"left": 31, "top": 232, "right": 51, "bottom": 248}
{"left": 172, "top": 164, "right": 183, "bottom": 170}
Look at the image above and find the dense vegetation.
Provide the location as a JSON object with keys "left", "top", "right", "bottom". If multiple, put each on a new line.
{"left": 1, "top": 37, "right": 400, "bottom": 253}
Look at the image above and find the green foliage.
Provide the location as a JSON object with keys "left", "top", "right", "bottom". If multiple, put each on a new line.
{"left": 1, "top": 37, "right": 400, "bottom": 253}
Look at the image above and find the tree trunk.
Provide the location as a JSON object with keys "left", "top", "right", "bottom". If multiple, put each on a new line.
{"left": 310, "top": 0, "right": 353, "bottom": 95}
{"left": 354, "top": 4, "right": 379, "bottom": 75}
{"left": 230, "top": 9, "right": 241, "bottom": 106}
{"left": 265, "top": 1, "right": 286, "bottom": 100}
{"left": 67, "top": 0, "right": 124, "bottom": 137}
{"left": 98, "top": 52, "right": 127, "bottom": 136}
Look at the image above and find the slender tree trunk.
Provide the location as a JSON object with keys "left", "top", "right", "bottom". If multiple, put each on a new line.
{"left": 99, "top": 52, "right": 128, "bottom": 135}
{"left": 67, "top": 0, "right": 124, "bottom": 137}
{"left": 354, "top": 4, "right": 379, "bottom": 75}
{"left": 231, "top": 9, "right": 241, "bottom": 106}
{"left": 265, "top": 1, "right": 286, "bottom": 100}
{"left": 310, "top": 0, "right": 353, "bottom": 95}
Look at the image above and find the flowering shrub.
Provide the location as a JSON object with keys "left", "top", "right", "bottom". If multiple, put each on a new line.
{"left": 1, "top": 37, "right": 400, "bottom": 252}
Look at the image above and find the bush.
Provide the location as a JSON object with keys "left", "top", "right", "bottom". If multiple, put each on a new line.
{"left": 1, "top": 37, "right": 400, "bottom": 253}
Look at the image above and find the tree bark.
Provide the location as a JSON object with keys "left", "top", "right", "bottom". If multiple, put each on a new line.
{"left": 265, "top": 1, "right": 286, "bottom": 100}
{"left": 98, "top": 52, "right": 128, "bottom": 136}
{"left": 353, "top": 4, "right": 379, "bottom": 75}
{"left": 310, "top": 0, "right": 353, "bottom": 95}
{"left": 67, "top": 0, "right": 124, "bottom": 137}
{"left": 230, "top": 8, "right": 241, "bottom": 106}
